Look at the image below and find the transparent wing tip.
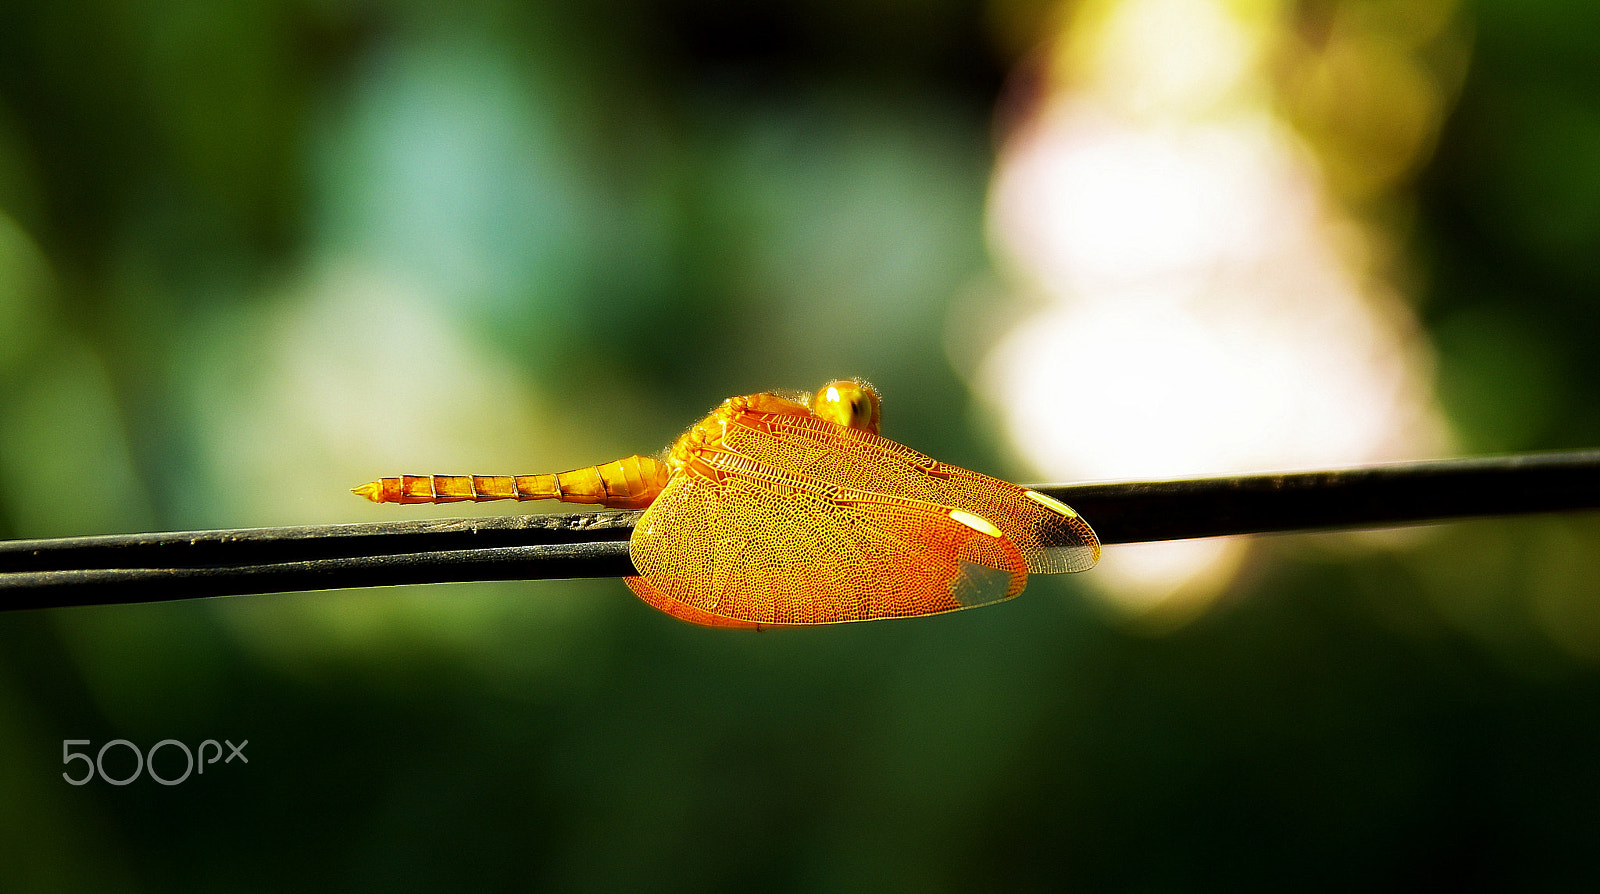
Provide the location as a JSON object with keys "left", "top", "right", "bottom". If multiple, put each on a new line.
{"left": 1032, "top": 543, "right": 1101, "bottom": 574}
{"left": 949, "top": 560, "right": 1023, "bottom": 608}
{"left": 1022, "top": 491, "right": 1101, "bottom": 574}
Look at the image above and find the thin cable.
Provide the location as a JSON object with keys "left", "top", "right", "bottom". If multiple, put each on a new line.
{"left": 2, "top": 449, "right": 1597, "bottom": 611}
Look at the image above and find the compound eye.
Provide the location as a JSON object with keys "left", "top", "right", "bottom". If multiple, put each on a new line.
{"left": 813, "top": 379, "right": 882, "bottom": 433}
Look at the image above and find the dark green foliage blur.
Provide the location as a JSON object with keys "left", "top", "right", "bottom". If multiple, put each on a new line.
{"left": 2, "top": 0, "right": 1599, "bottom": 890}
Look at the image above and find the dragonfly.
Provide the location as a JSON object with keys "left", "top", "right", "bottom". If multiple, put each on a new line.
{"left": 353, "top": 380, "right": 1098, "bottom": 628}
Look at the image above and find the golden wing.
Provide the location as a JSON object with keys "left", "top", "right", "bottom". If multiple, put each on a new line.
{"left": 717, "top": 409, "right": 1100, "bottom": 574}
{"left": 625, "top": 453, "right": 1028, "bottom": 628}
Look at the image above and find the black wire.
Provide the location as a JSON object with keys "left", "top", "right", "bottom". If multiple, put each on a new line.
{"left": 1043, "top": 449, "right": 1600, "bottom": 542}
{"left": 3, "top": 449, "right": 1598, "bottom": 611}
{"left": 0, "top": 542, "right": 629, "bottom": 609}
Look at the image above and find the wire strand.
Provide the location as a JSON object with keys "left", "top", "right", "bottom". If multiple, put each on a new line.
{"left": 3, "top": 449, "right": 1597, "bottom": 611}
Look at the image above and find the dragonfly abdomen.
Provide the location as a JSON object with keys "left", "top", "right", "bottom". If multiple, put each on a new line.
{"left": 352, "top": 455, "right": 670, "bottom": 510}
{"left": 351, "top": 475, "right": 530, "bottom": 504}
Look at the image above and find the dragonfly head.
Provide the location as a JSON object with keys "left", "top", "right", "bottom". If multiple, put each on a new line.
{"left": 813, "top": 379, "right": 881, "bottom": 434}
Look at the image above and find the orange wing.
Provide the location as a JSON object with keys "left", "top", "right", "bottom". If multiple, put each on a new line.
{"left": 625, "top": 453, "right": 1028, "bottom": 628}
{"left": 716, "top": 409, "right": 1100, "bottom": 574}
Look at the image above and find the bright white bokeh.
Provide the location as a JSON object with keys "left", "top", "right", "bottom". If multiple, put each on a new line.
{"left": 970, "top": 0, "right": 1450, "bottom": 616}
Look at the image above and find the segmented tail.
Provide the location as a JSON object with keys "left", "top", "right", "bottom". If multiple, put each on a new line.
{"left": 352, "top": 455, "right": 671, "bottom": 511}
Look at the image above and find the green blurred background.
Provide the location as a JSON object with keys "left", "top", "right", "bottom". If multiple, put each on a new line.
{"left": 2, "top": 0, "right": 1599, "bottom": 889}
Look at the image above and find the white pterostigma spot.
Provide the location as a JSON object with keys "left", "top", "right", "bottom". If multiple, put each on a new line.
{"left": 1024, "top": 490, "right": 1078, "bottom": 518}
{"left": 949, "top": 509, "right": 1004, "bottom": 538}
